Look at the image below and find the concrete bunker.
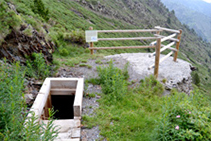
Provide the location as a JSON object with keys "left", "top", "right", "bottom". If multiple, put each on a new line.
{"left": 27, "top": 78, "right": 84, "bottom": 140}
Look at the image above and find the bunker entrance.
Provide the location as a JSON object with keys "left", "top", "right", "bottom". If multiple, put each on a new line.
{"left": 42, "top": 79, "right": 78, "bottom": 120}
{"left": 51, "top": 95, "right": 75, "bottom": 119}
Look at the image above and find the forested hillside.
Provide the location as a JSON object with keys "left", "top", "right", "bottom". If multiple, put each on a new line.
{"left": 161, "top": 0, "right": 211, "bottom": 42}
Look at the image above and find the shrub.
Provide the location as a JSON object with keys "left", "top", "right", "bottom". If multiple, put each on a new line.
{"left": 97, "top": 60, "right": 128, "bottom": 101}
{"left": 137, "top": 75, "right": 164, "bottom": 97}
{"left": 0, "top": 1, "right": 21, "bottom": 39}
{"left": 64, "top": 30, "right": 85, "bottom": 44}
{"left": 26, "top": 53, "right": 50, "bottom": 79}
{"left": 32, "top": 0, "right": 49, "bottom": 21}
{"left": 0, "top": 60, "right": 58, "bottom": 140}
{"left": 154, "top": 92, "right": 211, "bottom": 140}
{"left": 193, "top": 72, "right": 200, "bottom": 86}
{"left": 59, "top": 48, "right": 69, "bottom": 56}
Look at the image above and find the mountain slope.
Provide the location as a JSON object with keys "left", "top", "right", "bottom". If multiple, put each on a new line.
{"left": 0, "top": 0, "right": 211, "bottom": 92}
{"left": 161, "top": 0, "right": 211, "bottom": 42}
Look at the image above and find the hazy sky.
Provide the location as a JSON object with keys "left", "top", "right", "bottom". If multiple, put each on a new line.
{"left": 202, "top": 0, "right": 211, "bottom": 3}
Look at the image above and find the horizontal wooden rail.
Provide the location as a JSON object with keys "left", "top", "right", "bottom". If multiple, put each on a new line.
{"left": 154, "top": 34, "right": 179, "bottom": 42}
{"left": 149, "top": 42, "right": 175, "bottom": 57}
{"left": 165, "top": 46, "right": 178, "bottom": 52}
{"left": 98, "top": 37, "right": 158, "bottom": 41}
{"left": 150, "top": 33, "right": 177, "bottom": 45}
{"left": 155, "top": 26, "right": 180, "bottom": 33}
{"left": 97, "top": 29, "right": 159, "bottom": 33}
{"left": 89, "top": 45, "right": 156, "bottom": 50}
{"left": 50, "top": 89, "right": 76, "bottom": 95}
{"left": 159, "top": 51, "right": 173, "bottom": 64}
{"left": 148, "top": 51, "right": 174, "bottom": 70}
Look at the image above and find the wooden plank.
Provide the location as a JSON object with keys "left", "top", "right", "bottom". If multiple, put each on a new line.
{"left": 160, "top": 51, "right": 173, "bottom": 64}
{"left": 174, "top": 30, "right": 182, "bottom": 61}
{"left": 97, "top": 29, "right": 159, "bottom": 33}
{"left": 74, "top": 78, "right": 84, "bottom": 117}
{"left": 89, "top": 27, "right": 94, "bottom": 55}
{"left": 167, "top": 46, "right": 178, "bottom": 52}
{"left": 150, "top": 33, "right": 177, "bottom": 45}
{"left": 148, "top": 51, "right": 174, "bottom": 70}
{"left": 154, "top": 38, "right": 161, "bottom": 78}
{"left": 30, "top": 78, "right": 51, "bottom": 118}
{"left": 89, "top": 45, "right": 156, "bottom": 50}
{"left": 50, "top": 80, "right": 77, "bottom": 89}
{"left": 154, "top": 34, "right": 179, "bottom": 42}
{"left": 149, "top": 42, "right": 175, "bottom": 57}
{"left": 90, "top": 42, "right": 94, "bottom": 55}
{"left": 155, "top": 26, "right": 180, "bottom": 33}
{"left": 98, "top": 37, "right": 158, "bottom": 41}
{"left": 41, "top": 119, "right": 81, "bottom": 133}
{"left": 50, "top": 89, "right": 76, "bottom": 95}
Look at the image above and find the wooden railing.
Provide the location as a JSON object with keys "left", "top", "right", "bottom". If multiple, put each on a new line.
{"left": 85, "top": 26, "right": 182, "bottom": 78}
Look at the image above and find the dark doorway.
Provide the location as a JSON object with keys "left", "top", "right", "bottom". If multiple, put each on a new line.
{"left": 51, "top": 95, "right": 75, "bottom": 119}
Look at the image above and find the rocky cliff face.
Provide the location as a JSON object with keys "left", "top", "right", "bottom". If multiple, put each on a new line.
{"left": 0, "top": 28, "right": 54, "bottom": 64}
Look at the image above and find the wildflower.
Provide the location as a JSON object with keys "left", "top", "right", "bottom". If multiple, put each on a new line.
{"left": 176, "top": 115, "right": 180, "bottom": 118}
{"left": 189, "top": 112, "right": 191, "bottom": 114}
{"left": 175, "top": 125, "right": 179, "bottom": 130}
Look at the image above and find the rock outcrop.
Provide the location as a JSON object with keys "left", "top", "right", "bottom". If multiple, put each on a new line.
{"left": 0, "top": 29, "right": 54, "bottom": 64}
{"left": 105, "top": 53, "right": 193, "bottom": 94}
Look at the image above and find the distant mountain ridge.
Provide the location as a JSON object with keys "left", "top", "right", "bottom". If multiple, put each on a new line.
{"left": 161, "top": 0, "right": 211, "bottom": 42}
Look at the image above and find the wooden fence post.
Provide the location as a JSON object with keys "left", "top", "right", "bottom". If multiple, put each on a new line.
{"left": 154, "top": 37, "right": 161, "bottom": 78}
{"left": 89, "top": 27, "right": 94, "bottom": 55}
{"left": 173, "top": 30, "right": 182, "bottom": 62}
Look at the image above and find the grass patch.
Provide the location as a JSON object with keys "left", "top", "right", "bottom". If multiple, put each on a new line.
{"left": 86, "top": 93, "right": 96, "bottom": 98}
{"left": 79, "top": 63, "right": 87, "bottom": 67}
{"left": 95, "top": 59, "right": 103, "bottom": 64}
{"left": 82, "top": 62, "right": 211, "bottom": 140}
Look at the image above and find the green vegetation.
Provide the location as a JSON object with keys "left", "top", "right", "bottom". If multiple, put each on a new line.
{"left": 32, "top": 0, "right": 49, "bottom": 21}
{"left": 83, "top": 64, "right": 211, "bottom": 140}
{"left": 0, "top": 60, "right": 58, "bottom": 140}
{"left": 26, "top": 53, "right": 51, "bottom": 80}
{"left": 0, "top": 0, "right": 210, "bottom": 93}
{"left": 0, "top": 1, "right": 21, "bottom": 42}
{"left": 97, "top": 61, "right": 128, "bottom": 100}
{"left": 192, "top": 72, "right": 201, "bottom": 86}
{"left": 156, "top": 91, "right": 211, "bottom": 140}
{"left": 1, "top": 0, "right": 211, "bottom": 140}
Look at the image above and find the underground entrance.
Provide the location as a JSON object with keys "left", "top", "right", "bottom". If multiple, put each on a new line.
{"left": 51, "top": 95, "right": 75, "bottom": 119}
{"left": 27, "top": 78, "right": 84, "bottom": 140}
